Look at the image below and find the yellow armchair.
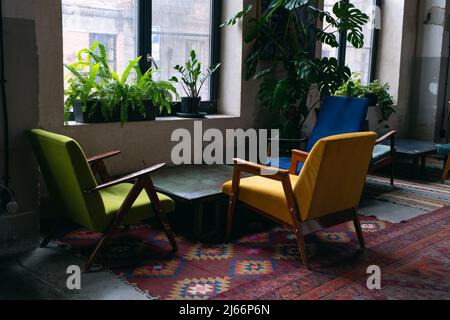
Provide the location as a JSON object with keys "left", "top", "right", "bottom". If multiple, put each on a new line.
{"left": 223, "top": 132, "right": 377, "bottom": 270}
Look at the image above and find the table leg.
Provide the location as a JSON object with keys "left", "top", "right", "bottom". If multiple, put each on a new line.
{"left": 194, "top": 202, "right": 204, "bottom": 240}
{"left": 420, "top": 155, "right": 427, "bottom": 178}
{"left": 413, "top": 157, "right": 420, "bottom": 179}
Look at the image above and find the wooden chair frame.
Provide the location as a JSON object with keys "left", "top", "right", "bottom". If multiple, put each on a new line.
{"left": 370, "top": 131, "right": 397, "bottom": 186}
{"left": 270, "top": 130, "right": 398, "bottom": 186}
{"left": 226, "top": 156, "right": 366, "bottom": 270}
{"left": 41, "top": 150, "right": 178, "bottom": 273}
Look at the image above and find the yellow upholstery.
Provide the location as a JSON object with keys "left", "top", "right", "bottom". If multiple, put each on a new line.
{"left": 222, "top": 132, "right": 377, "bottom": 225}
{"left": 222, "top": 175, "right": 300, "bottom": 225}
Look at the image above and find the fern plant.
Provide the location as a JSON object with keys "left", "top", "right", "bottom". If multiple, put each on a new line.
{"left": 135, "top": 67, "right": 179, "bottom": 114}
{"left": 64, "top": 42, "right": 178, "bottom": 125}
{"left": 64, "top": 58, "right": 101, "bottom": 122}
{"left": 97, "top": 56, "right": 145, "bottom": 124}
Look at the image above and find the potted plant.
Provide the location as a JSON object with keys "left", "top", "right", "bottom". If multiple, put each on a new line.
{"left": 64, "top": 61, "right": 101, "bottom": 123}
{"left": 335, "top": 73, "right": 395, "bottom": 123}
{"left": 135, "top": 66, "right": 179, "bottom": 117}
{"left": 64, "top": 42, "right": 177, "bottom": 125}
{"left": 170, "top": 50, "right": 220, "bottom": 116}
{"left": 222, "top": 1, "right": 370, "bottom": 138}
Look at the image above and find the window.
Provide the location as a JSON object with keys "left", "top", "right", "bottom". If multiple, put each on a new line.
{"left": 62, "top": 0, "right": 220, "bottom": 102}
{"left": 62, "top": 0, "right": 138, "bottom": 78}
{"left": 321, "top": 0, "right": 379, "bottom": 84}
{"left": 151, "top": 0, "right": 213, "bottom": 100}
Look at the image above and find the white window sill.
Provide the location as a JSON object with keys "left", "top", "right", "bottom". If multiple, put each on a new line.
{"left": 65, "top": 114, "right": 241, "bottom": 127}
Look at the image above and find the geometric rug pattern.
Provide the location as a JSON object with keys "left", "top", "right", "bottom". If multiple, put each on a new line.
{"left": 365, "top": 175, "right": 450, "bottom": 211}
{"left": 58, "top": 206, "right": 450, "bottom": 300}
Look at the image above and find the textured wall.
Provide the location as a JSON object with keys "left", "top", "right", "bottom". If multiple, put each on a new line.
{"left": 0, "top": 9, "right": 40, "bottom": 255}
{"left": 408, "top": 0, "right": 448, "bottom": 140}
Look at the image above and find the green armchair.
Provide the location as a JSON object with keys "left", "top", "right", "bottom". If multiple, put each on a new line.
{"left": 29, "top": 129, "right": 177, "bottom": 272}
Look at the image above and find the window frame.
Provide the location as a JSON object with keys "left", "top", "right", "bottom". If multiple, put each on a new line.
{"left": 337, "top": 0, "right": 380, "bottom": 83}
{"left": 138, "top": 0, "right": 222, "bottom": 104}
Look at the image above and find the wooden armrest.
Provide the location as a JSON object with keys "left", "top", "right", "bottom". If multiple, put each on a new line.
{"left": 85, "top": 163, "right": 165, "bottom": 193}
{"left": 376, "top": 131, "right": 397, "bottom": 145}
{"left": 289, "top": 149, "right": 309, "bottom": 175}
{"left": 269, "top": 137, "right": 308, "bottom": 143}
{"left": 88, "top": 150, "right": 121, "bottom": 164}
{"left": 291, "top": 150, "right": 309, "bottom": 162}
{"left": 233, "top": 158, "right": 290, "bottom": 182}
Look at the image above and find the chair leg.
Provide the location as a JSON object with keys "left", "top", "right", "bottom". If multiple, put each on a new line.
{"left": 83, "top": 221, "right": 119, "bottom": 273}
{"left": 293, "top": 225, "right": 310, "bottom": 270}
{"left": 441, "top": 156, "right": 450, "bottom": 183}
{"left": 226, "top": 195, "right": 238, "bottom": 242}
{"left": 156, "top": 210, "right": 178, "bottom": 252}
{"left": 353, "top": 210, "right": 366, "bottom": 250}
{"left": 142, "top": 175, "right": 178, "bottom": 252}
{"left": 40, "top": 221, "right": 61, "bottom": 248}
{"left": 84, "top": 181, "right": 144, "bottom": 273}
{"left": 390, "top": 158, "right": 395, "bottom": 187}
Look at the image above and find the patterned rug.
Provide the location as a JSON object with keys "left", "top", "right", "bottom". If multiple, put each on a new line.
{"left": 58, "top": 206, "right": 450, "bottom": 300}
{"left": 364, "top": 175, "right": 450, "bottom": 211}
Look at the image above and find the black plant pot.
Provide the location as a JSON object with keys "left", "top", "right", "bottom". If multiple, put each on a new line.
{"left": 181, "top": 97, "right": 201, "bottom": 114}
{"left": 365, "top": 93, "right": 378, "bottom": 107}
{"left": 73, "top": 100, "right": 156, "bottom": 123}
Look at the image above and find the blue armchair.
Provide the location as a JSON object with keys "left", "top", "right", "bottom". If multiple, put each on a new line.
{"left": 269, "top": 96, "right": 397, "bottom": 185}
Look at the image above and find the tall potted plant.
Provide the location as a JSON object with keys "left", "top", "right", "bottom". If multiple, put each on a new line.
{"left": 170, "top": 50, "right": 220, "bottom": 117}
{"left": 222, "top": 0, "right": 370, "bottom": 138}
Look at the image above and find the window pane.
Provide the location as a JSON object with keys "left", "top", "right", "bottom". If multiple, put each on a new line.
{"left": 344, "top": 0, "right": 376, "bottom": 84}
{"left": 62, "top": 0, "right": 138, "bottom": 80}
{"left": 151, "top": 0, "right": 212, "bottom": 100}
{"left": 321, "top": 0, "right": 340, "bottom": 60}
{"left": 321, "top": 0, "right": 376, "bottom": 84}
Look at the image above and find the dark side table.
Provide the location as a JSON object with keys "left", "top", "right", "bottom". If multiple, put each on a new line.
{"left": 387, "top": 139, "right": 438, "bottom": 178}
{"left": 151, "top": 165, "right": 237, "bottom": 241}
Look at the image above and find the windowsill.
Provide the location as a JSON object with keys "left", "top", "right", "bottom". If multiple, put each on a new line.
{"left": 65, "top": 114, "right": 241, "bottom": 127}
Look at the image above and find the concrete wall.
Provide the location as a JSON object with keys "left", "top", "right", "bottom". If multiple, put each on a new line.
{"left": 408, "top": 0, "right": 448, "bottom": 140}
{"left": 0, "top": 0, "right": 40, "bottom": 255}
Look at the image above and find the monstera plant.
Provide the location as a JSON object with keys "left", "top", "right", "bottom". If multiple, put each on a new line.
{"left": 222, "top": 0, "right": 370, "bottom": 138}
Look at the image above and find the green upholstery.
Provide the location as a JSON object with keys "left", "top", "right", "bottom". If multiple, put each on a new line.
{"left": 29, "top": 129, "right": 174, "bottom": 232}
{"left": 101, "top": 184, "right": 174, "bottom": 226}
{"left": 372, "top": 144, "right": 391, "bottom": 163}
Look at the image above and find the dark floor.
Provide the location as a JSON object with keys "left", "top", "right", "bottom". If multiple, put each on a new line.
{"left": 0, "top": 243, "right": 148, "bottom": 300}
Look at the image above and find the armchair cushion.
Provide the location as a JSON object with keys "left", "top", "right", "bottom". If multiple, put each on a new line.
{"left": 307, "top": 96, "right": 369, "bottom": 152}
{"left": 100, "top": 183, "right": 175, "bottom": 228}
{"left": 438, "top": 144, "right": 450, "bottom": 156}
{"left": 372, "top": 144, "right": 391, "bottom": 163}
{"left": 222, "top": 175, "right": 299, "bottom": 225}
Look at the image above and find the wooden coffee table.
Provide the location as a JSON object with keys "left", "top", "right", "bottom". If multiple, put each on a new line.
{"left": 151, "top": 165, "right": 239, "bottom": 240}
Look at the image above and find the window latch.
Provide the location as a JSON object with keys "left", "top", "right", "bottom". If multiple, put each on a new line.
{"left": 146, "top": 54, "right": 159, "bottom": 70}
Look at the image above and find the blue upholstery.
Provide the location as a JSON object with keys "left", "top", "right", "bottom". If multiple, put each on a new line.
{"left": 372, "top": 144, "right": 391, "bottom": 162}
{"left": 268, "top": 97, "right": 370, "bottom": 175}
{"left": 306, "top": 96, "right": 369, "bottom": 152}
